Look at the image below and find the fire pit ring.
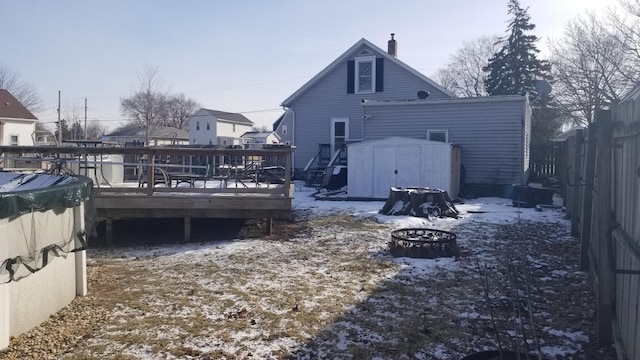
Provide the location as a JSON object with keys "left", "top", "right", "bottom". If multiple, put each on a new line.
{"left": 389, "top": 228, "right": 459, "bottom": 258}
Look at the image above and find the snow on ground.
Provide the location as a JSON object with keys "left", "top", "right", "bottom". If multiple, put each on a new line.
{"left": 3, "top": 182, "right": 612, "bottom": 360}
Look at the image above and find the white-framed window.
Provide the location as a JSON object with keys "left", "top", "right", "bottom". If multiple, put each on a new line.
{"left": 355, "top": 56, "right": 375, "bottom": 94}
{"left": 331, "top": 118, "right": 349, "bottom": 154}
{"left": 10, "top": 134, "right": 19, "bottom": 146}
{"left": 282, "top": 125, "right": 288, "bottom": 135}
{"left": 427, "top": 129, "right": 448, "bottom": 143}
{"left": 196, "top": 121, "right": 200, "bottom": 130}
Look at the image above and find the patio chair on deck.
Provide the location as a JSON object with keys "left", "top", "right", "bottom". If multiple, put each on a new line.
{"left": 138, "top": 166, "right": 172, "bottom": 188}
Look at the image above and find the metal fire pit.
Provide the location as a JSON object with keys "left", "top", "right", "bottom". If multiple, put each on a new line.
{"left": 389, "top": 228, "right": 459, "bottom": 258}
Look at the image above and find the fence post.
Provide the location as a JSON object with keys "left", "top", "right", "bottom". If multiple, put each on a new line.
{"left": 580, "top": 123, "right": 598, "bottom": 270}
{"left": 571, "top": 130, "right": 584, "bottom": 237}
{"left": 593, "top": 110, "right": 613, "bottom": 345}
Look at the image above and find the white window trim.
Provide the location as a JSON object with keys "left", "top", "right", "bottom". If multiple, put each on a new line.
{"left": 10, "top": 134, "right": 19, "bottom": 146}
{"left": 355, "top": 56, "right": 376, "bottom": 94}
{"left": 427, "top": 129, "right": 449, "bottom": 143}
{"left": 330, "top": 118, "right": 349, "bottom": 155}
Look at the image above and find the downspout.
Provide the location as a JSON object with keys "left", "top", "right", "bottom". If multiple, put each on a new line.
{"left": 282, "top": 105, "right": 295, "bottom": 174}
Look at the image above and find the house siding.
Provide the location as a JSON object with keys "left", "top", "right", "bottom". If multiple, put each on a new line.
{"left": 274, "top": 110, "right": 294, "bottom": 145}
{"left": 188, "top": 110, "right": 217, "bottom": 145}
{"left": 0, "top": 119, "right": 36, "bottom": 146}
{"left": 363, "top": 97, "right": 529, "bottom": 185}
{"left": 288, "top": 44, "right": 450, "bottom": 170}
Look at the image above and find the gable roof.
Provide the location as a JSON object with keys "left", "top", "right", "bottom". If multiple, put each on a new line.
{"left": 105, "top": 126, "right": 188, "bottom": 139}
{"left": 272, "top": 112, "right": 286, "bottom": 132}
{"left": 201, "top": 109, "right": 254, "bottom": 125}
{"left": 0, "top": 89, "right": 38, "bottom": 120}
{"left": 281, "top": 38, "right": 454, "bottom": 106}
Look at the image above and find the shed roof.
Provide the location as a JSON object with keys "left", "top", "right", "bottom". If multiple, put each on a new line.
{"left": 347, "top": 136, "right": 453, "bottom": 147}
{"left": 0, "top": 89, "right": 37, "bottom": 120}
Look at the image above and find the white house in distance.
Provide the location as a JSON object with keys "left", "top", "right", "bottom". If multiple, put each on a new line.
{"left": 241, "top": 131, "right": 281, "bottom": 149}
{"left": 0, "top": 89, "right": 37, "bottom": 146}
{"left": 188, "top": 108, "right": 254, "bottom": 146}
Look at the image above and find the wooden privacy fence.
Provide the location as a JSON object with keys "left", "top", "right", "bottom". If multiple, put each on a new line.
{"left": 560, "top": 87, "right": 640, "bottom": 360}
{"left": 529, "top": 141, "right": 560, "bottom": 182}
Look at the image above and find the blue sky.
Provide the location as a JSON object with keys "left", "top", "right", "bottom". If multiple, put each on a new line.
{"left": 1, "top": 0, "right": 614, "bottom": 131}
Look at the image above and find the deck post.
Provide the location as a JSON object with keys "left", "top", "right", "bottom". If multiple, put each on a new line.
{"left": 0, "top": 219, "right": 9, "bottom": 350}
{"left": 105, "top": 217, "right": 113, "bottom": 245}
{"left": 184, "top": 215, "right": 192, "bottom": 242}
{"left": 266, "top": 218, "right": 273, "bottom": 235}
{"left": 73, "top": 203, "right": 88, "bottom": 296}
{"left": 146, "top": 150, "right": 155, "bottom": 196}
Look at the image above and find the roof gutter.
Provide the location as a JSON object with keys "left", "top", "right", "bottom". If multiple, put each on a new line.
{"left": 361, "top": 95, "right": 527, "bottom": 107}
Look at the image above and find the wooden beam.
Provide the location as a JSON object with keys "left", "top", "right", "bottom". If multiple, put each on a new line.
{"left": 105, "top": 217, "right": 113, "bottom": 245}
{"left": 571, "top": 129, "right": 584, "bottom": 237}
{"left": 266, "top": 218, "right": 273, "bottom": 235}
{"left": 593, "top": 110, "right": 613, "bottom": 345}
{"left": 580, "top": 123, "right": 598, "bottom": 270}
{"left": 184, "top": 215, "right": 191, "bottom": 243}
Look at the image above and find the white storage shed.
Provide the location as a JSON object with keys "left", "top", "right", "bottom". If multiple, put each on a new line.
{"left": 347, "top": 137, "right": 461, "bottom": 199}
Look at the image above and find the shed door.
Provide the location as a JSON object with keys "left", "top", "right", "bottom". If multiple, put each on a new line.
{"left": 372, "top": 146, "right": 421, "bottom": 198}
{"left": 395, "top": 146, "right": 422, "bottom": 189}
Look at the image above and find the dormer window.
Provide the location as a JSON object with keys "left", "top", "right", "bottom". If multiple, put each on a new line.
{"left": 347, "top": 55, "right": 383, "bottom": 94}
{"left": 355, "top": 57, "right": 375, "bottom": 93}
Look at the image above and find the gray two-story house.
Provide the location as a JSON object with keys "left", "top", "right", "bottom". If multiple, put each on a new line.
{"left": 275, "top": 36, "right": 530, "bottom": 195}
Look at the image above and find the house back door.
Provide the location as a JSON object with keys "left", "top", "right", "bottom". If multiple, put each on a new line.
{"left": 330, "top": 118, "right": 348, "bottom": 156}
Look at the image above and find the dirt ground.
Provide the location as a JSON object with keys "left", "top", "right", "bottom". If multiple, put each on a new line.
{"left": 0, "top": 206, "right": 619, "bottom": 360}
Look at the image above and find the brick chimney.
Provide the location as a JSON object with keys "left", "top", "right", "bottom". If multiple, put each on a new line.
{"left": 388, "top": 33, "right": 397, "bottom": 57}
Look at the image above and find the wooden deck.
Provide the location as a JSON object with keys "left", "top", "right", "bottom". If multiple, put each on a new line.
{"left": 1, "top": 145, "right": 295, "bottom": 243}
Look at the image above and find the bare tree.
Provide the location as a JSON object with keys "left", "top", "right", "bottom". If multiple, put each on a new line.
{"left": 62, "top": 101, "right": 85, "bottom": 140}
{"left": 434, "top": 35, "right": 501, "bottom": 97}
{"left": 120, "top": 64, "right": 168, "bottom": 143}
{"left": 86, "top": 120, "right": 107, "bottom": 139}
{"left": 550, "top": 5, "right": 640, "bottom": 125}
{"left": 0, "top": 63, "right": 42, "bottom": 112}
{"left": 160, "top": 93, "right": 199, "bottom": 130}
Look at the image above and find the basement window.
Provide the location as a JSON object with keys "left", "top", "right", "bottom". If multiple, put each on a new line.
{"left": 427, "top": 130, "right": 448, "bottom": 143}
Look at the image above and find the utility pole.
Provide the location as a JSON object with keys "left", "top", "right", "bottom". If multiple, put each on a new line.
{"left": 84, "top": 97, "right": 88, "bottom": 140}
{"left": 57, "top": 91, "right": 61, "bottom": 144}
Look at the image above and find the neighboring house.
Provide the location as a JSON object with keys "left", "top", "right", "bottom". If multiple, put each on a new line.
{"left": 0, "top": 89, "right": 37, "bottom": 146}
{"left": 101, "top": 126, "right": 188, "bottom": 146}
{"left": 277, "top": 35, "right": 531, "bottom": 193}
{"left": 241, "top": 131, "right": 281, "bottom": 149}
{"left": 188, "top": 108, "right": 254, "bottom": 146}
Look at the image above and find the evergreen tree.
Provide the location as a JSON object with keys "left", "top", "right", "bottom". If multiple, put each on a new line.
{"left": 484, "top": 0, "right": 560, "bottom": 143}
{"left": 484, "top": 0, "right": 552, "bottom": 98}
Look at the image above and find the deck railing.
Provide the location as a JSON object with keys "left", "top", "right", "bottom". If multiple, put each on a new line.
{"left": 0, "top": 145, "right": 295, "bottom": 197}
